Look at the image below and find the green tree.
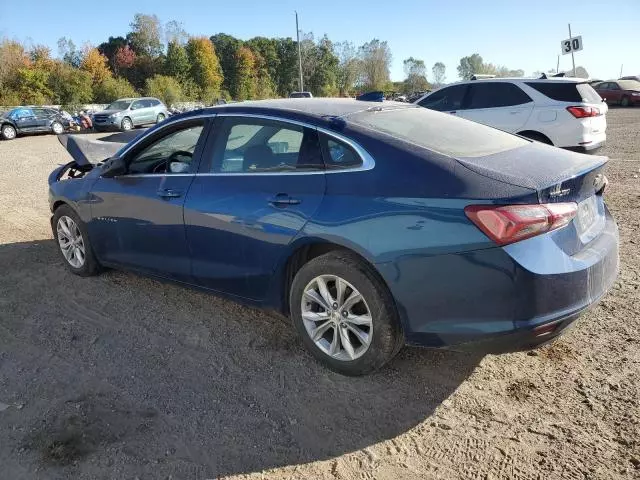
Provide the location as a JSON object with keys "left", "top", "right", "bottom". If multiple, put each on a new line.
{"left": 358, "top": 39, "right": 392, "bottom": 91}
{"left": 335, "top": 41, "right": 360, "bottom": 96}
{"left": 57, "top": 37, "right": 82, "bottom": 67}
{"left": 246, "top": 37, "right": 279, "bottom": 90}
{"left": 164, "top": 40, "right": 190, "bottom": 81}
{"left": 186, "top": 37, "right": 223, "bottom": 102}
{"left": 97, "top": 36, "right": 128, "bottom": 71}
{"left": 432, "top": 62, "right": 446, "bottom": 86}
{"left": 127, "top": 13, "right": 163, "bottom": 57}
{"left": 210, "top": 33, "right": 243, "bottom": 94}
{"left": 145, "top": 74, "right": 184, "bottom": 105}
{"left": 457, "top": 53, "right": 484, "bottom": 80}
{"left": 274, "top": 37, "right": 298, "bottom": 96}
{"left": 48, "top": 62, "right": 93, "bottom": 106}
{"left": 94, "top": 76, "right": 138, "bottom": 103}
{"left": 403, "top": 57, "right": 429, "bottom": 93}
{"left": 124, "top": 55, "right": 162, "bottom": 90}
{"left": 14, "top": 67, "right": 52, "bottom": 104}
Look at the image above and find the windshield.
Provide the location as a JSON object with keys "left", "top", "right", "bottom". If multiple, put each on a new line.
{"left": 618, "top": 80, "right": 640, "bottom": 90}
{"left": 349, "top": 107, "right": 529, "bottom": 158}
{"left": 106, "top": 100, "right": 131, "bottom": 110}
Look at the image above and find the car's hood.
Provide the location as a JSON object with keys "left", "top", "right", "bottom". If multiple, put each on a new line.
{"left": 57, "top": 130, "right": 145, "bottom": 166}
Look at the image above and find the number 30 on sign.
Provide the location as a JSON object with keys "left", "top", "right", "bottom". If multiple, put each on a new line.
{"left": 561, "top": 36, "right": 583, "bottom": 55}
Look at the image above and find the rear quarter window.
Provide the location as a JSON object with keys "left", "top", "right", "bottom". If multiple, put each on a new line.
{"left": 349, "top": 107, "right": 529, "bottom": 158}
{"left": 525, "top": 82, "right": 602, "bottom": 103}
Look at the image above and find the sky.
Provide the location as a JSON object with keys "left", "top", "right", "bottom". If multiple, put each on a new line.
{"left": 1, "top": 0, "right": 638, "bottom": 82}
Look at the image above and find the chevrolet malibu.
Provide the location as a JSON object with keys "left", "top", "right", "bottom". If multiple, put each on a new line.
{"left": 48, "top": 99, "right": 619, "bottom": 375}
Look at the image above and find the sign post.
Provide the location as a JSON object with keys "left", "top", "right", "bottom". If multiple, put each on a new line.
{"left": 560, "top": 27, "right": 583, "bottom": 77}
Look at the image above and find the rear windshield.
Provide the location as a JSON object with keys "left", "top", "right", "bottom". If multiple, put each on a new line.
{"left": 618, "top": 80, "right": 640, "bottom": 90}
{"left": 525, "top": 81, "right": 602, "bottom": 103}
{"left": 348, "top": 107, "right": 529, "bottom": 158}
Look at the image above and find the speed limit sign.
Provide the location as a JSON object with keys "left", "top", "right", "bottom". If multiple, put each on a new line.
{"left": 561, "top": 36, "right": 583, "bottom": 55}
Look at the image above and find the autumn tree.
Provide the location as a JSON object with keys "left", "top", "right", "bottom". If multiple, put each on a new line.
{"left": 211, "top": 33, "right": 243, "bottom": 95}
{"left": 233, "top": 46, "right": 256, "bottom": 100}
{"left": 97, "top": 36, "right": 128, "bottom": 70}
{"left": 127, "top": 13, "right": 163, "bottom": 57}
{"left": 94, "top": 76, "right": 137, "bottom": 103}
{"left": 186, "top": 37, "right": 223, "bottom": 101}
{"left": 81, "top": 47, "right": 112, "bottom": 85}
{"left": 113, "top": 45, "right": 136, "bottom": 76}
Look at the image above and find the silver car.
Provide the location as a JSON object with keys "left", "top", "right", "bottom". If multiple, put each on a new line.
{"left": 93, "top": 97, "right": 169, "bottom": 132}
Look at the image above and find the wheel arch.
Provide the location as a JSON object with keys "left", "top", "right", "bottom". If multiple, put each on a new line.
{"left": 517, "top": 130, "right": 554, "bottom": 145}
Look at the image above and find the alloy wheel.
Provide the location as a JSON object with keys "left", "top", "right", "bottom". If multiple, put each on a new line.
{"left": 122, "top": 118, "right": 132, "bottom": 131}
{"left": 157, "top": 113, "right": 165, "bottom": 123}
{"left": 301, "top": 275, "right": 373, "bottom": 361}
{"left": 52, "top": 122, "right": 64, "bottom": 134}
{"left": 2, "top": 125, "right": 16, "bottom": 139}
{"left": 56, "top": 216, "right": 86, "bottom": 268}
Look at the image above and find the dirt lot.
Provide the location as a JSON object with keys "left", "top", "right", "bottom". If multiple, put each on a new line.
{"left": 0, "top": 109, "right": 638, "bottom": 480}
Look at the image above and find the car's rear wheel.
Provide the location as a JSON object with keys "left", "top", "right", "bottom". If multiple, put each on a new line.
{"left": 289, "top": 251, "right": 403, "bottom": 376}
{"left": 121, "top": 117, "right": 133, "bottom": 131}
{"left": 1, "top": 124, "right": 17, "bottom": 140}
{"left": 51, "top": 121, "right": 64, "bottom": 135}
{"left": 156, "top": 113, "right": 165, "bottom": 123}
{"left": 53, "top": 205, "right": 100, "bottom": 277}
{"left": 621, "top": 96, "right": 630, "bottom": 107}
{"left": 520, "top": 131, "right": 553, "bottom": 145}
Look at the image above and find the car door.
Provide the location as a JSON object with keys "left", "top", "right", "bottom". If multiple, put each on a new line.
{"left": 87, "top": 117, "right": 211, "bottom": 281}
{"left": 183, "top": 115, "right": 326, "bottom": 300}
{"left": 608, "top": 82, "right": 623, "bottom": 104}
{"left": 417, "top": 84, "right": 468, "bottom": 114}
{"left": 33, "top": 108, "right": 52, "bottom": 131}
{"left": 11, "top": 108, "right": 39, "bottom": 132}
{"left": 456, "top": 82, "right": 534, "bottom": 132}
{"left": 129, "top": 99, "right": 149, "bottom": 126}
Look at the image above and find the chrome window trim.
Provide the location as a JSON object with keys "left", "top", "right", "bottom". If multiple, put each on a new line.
{"left": 114, "top": 112, "right": 375, "bottom": 177}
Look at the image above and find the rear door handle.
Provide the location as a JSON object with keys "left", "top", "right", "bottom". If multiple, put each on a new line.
{"left": 157, "top": 188, "right": 183, "bottom": 198}
{"left": 268, "top": 193, "right": 301, "bottom": 207}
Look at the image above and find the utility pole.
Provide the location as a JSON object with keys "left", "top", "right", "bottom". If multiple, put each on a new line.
{"left": 556, "top": 55, "right": 560, "bottom": 74}
{"left": 620, "top": 64, "right": 624, "bottom": 78}
{"left": 568, "top": 23, "right": 576, "bottom": 77}
{"left": 295, "top": 11, "right": 304, "bottom": 92}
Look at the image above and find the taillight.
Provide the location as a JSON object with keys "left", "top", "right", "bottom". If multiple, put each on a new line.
{"left": 464, "top": 203, "right": 577, "bottom": 246}
{"left": 566, "top": 106, "right": 600, "bottom": 118}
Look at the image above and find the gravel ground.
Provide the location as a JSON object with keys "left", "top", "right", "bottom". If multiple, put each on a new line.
{"left": 0, "top": 109, "right": 638, "bottom": 480}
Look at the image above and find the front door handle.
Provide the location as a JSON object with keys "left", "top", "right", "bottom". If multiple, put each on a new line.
{"left": 157, "top": 188, "right": 183, "bottom": 198}
{"left": 268, "top": 193, "right": 301, "bottom": 207}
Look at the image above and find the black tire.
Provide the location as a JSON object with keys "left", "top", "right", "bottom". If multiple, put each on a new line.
{"left": 621, "top": 96, "right": 630, "bottom": 107}
{"left": 51, "top": 121, "right": 64, "bottom": 135}
{"left": 52, "top": 205, "right": 100, "bottom": 277}
{"left": 156, "top": 113, "right": 165, "bottom": 123}
{"left": 520, "top": 131, "right": 553, "bottom": 145}
{"left": 121, "top": 117, "right": 133, "bottom": 131}
{"left": 1, "top": 124, "right": 17, "bottom": 140}
{"left": 289, "top": 251, "right": 403, "bottom": 376}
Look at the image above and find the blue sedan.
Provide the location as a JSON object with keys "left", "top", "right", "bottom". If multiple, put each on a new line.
{"left": 48, "top": 99, "right": 619, "bottom": 375}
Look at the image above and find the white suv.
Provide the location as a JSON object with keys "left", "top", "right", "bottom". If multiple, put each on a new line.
{"left": 414, "top": 77, "right": 607, "bottom": 152}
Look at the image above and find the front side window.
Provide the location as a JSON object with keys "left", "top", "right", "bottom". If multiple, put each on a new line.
{"left": 127, "top": 123, "right": 205, "bottom": 174}
{"left": 465, "top": 83, "right": 532, "bottom": 109}
{"left": 107, "top": 100, "right": 131, "bottom": 110}
{"left": 418, "top": 84, "right": 467, "bottom": 112}
{"left": 211, "top": 118, "right": 323, "bottom": 173}
{"left": 131, "top": 100, "right": 145, "bottom": 110}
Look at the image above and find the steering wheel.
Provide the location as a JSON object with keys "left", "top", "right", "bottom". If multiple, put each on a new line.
{"left": 151, "top": 150, "right": 193, "bottom": 173}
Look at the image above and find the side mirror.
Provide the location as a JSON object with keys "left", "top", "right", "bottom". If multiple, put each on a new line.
{"left": 101, "top": 157, "right": 127, "bottom": 178}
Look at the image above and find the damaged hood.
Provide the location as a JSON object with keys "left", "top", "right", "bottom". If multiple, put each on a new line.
{"left": 57, "top": 130, "right": 146, "bottom": 166}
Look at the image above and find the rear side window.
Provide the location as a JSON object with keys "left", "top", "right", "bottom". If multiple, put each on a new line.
{"left": 319, "top": 134, "right": 362, "bottom": 169}
{"left": 525, "top": 82, "right": 602, "bottom": 103}
{"left": 418, "top": 84, "right": 467, "bottom": 111}
{"left": 465, "top": 82, "right": 532, "bottom": 109}
{"left": 349, "top": 107, "right": 529, "bottom": 158}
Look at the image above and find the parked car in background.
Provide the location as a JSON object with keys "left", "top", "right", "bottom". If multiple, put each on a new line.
{"left": 0, "top": 107, "right": 70, "bottom": 140}
{"left": 48, "top": 99, "right": 618, "bottom": 375}
{"left": 415, "top": 78, "right": 607, "bottom": 152}
{"left": 92, "top": 97, "right": 169, "bottom": 132}
{"left": 289, "top": 91, "right": 313, "bottom": 98}
{"left": 619, "top": 75, "right": 640, "bottom": 82}
{"left": 594, "top": 80, "right": 640, "bottom": 107}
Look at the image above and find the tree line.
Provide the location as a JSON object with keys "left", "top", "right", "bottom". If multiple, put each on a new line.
{"left": 0, "top": 13, "right": 539, "bottom": 108}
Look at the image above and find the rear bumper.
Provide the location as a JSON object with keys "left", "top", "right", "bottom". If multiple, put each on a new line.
{"left": 564, "top": 138, "right": 606, "bottom": 153}
{"left": 378, "top": 206, "right": 619, "bottom": 352}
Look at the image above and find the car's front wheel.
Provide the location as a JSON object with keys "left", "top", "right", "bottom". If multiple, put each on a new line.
{"left": 289, "top": 251, "right": 403, "bottom": 375}
{"left": 1, "top": 124, "right": 17, "bottom": 140}
{"left": 53, "top": 205, "right": 100, "bottom": 277}
{"left": 156, "top": 113, "right": 165, "bottom": 123}
{"left": 621, "top": 96, "right": 630, "bottom": 107}
{"left": 51, "top": 121, "right": 64, "bottom": 135}
{"left": 121, "top": 117, "right": 133, "bottom": 131}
